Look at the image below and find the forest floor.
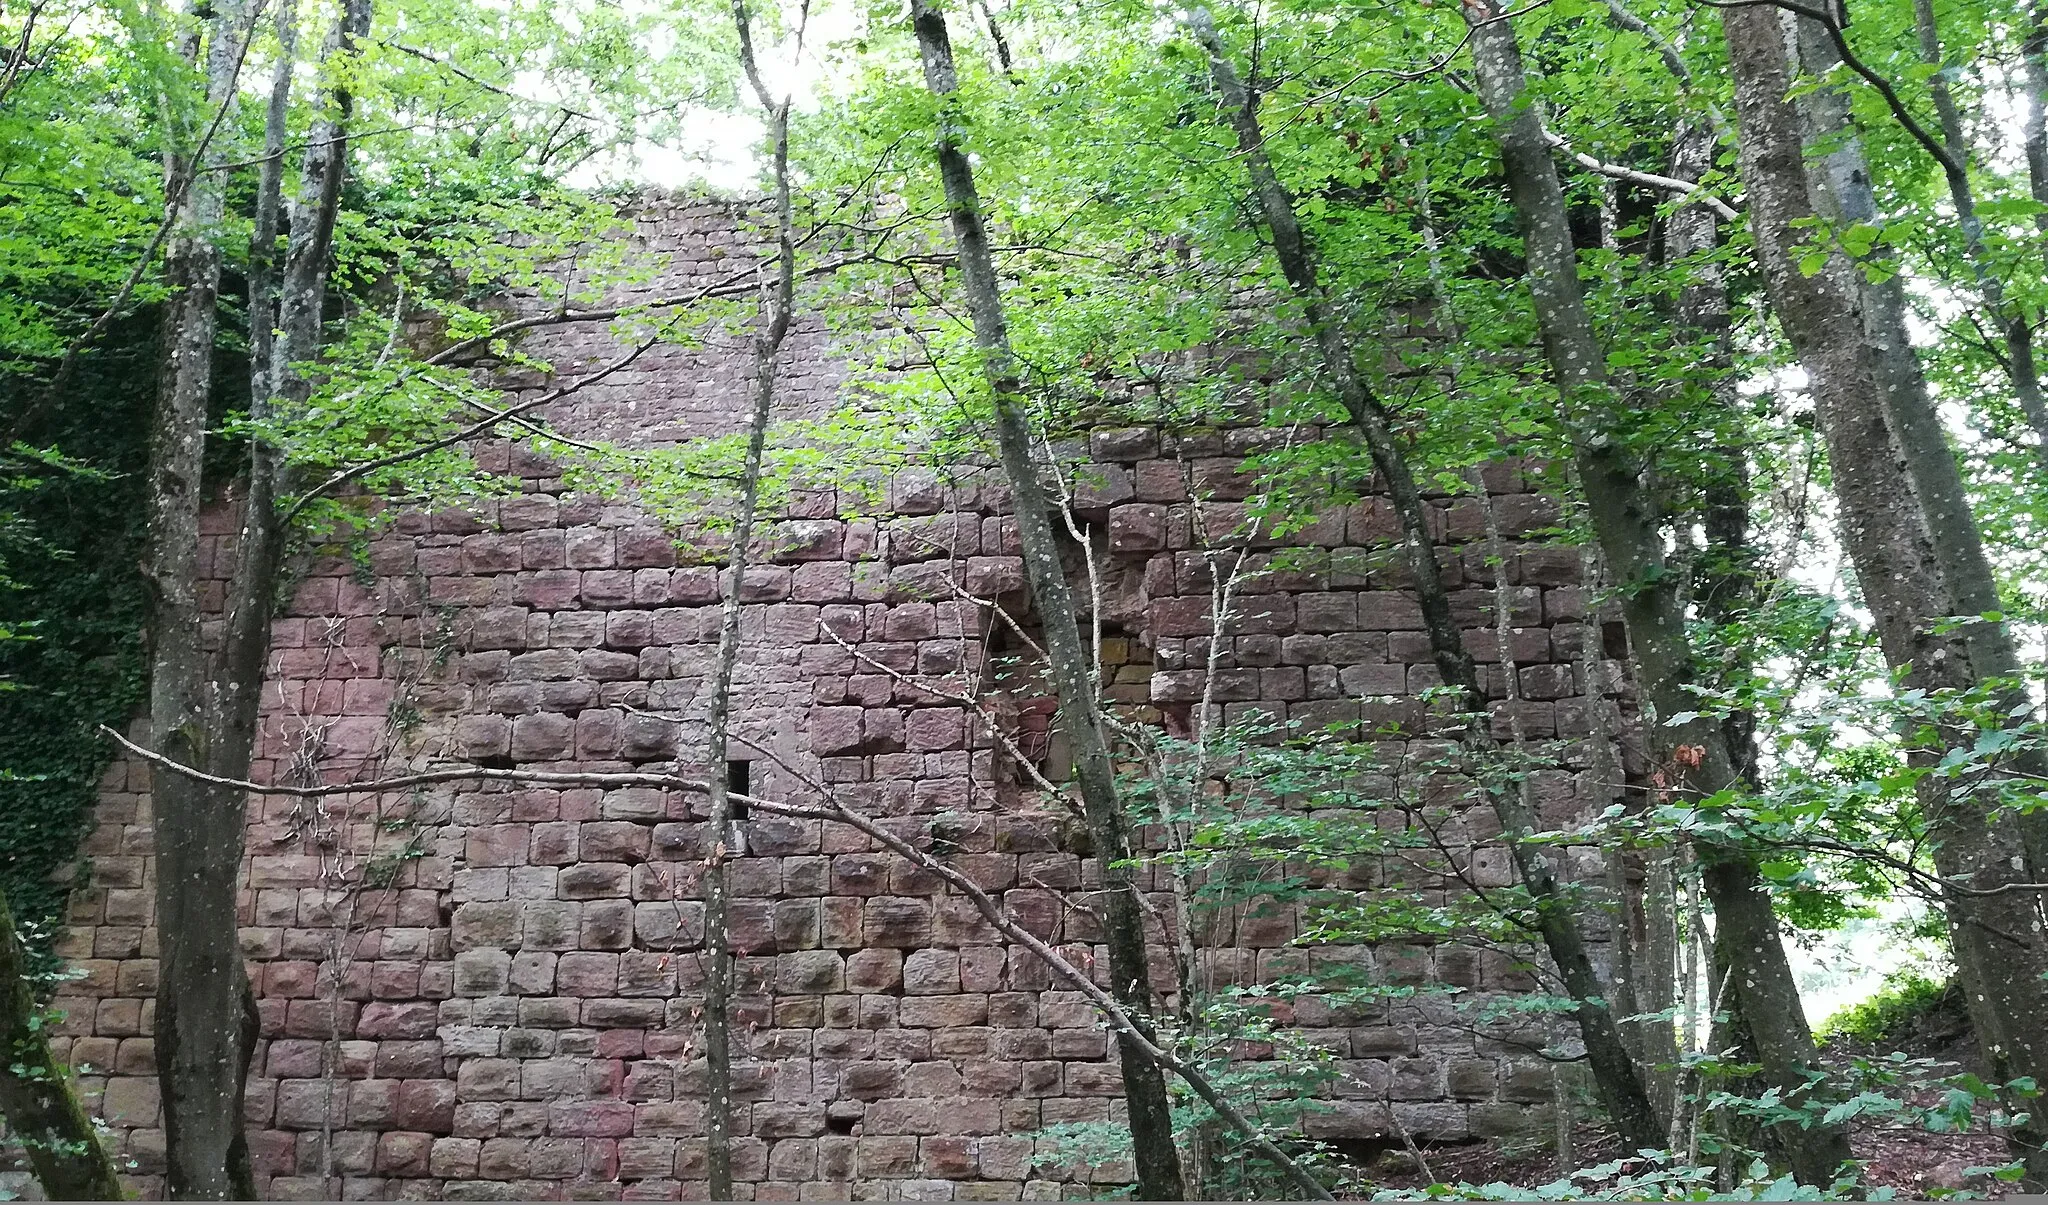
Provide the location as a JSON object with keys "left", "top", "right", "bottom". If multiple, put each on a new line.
{"left": 1359, "top": 989, "right": 2018, "bottom": 1198}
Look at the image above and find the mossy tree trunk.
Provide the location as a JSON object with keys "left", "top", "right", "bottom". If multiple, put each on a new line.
{"left": 0, "top": 886, "right": 125, "bottom": 1200}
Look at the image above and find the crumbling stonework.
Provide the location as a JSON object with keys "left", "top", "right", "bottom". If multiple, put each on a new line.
{"left": 55, "top": 199, "right": 1630, "bottom": 1200}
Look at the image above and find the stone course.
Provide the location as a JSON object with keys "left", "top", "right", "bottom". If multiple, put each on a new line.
{"left": 51, "top": 199, "right": 1635, "bottom": 1200}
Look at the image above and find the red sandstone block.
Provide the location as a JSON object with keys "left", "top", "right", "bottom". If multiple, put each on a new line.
{"left": 957, "top": 557, "right": 1021, "bottom": 604}
{"left": 515, "top": 570, "right": 582, "bottom": 610}
{"left": 507, "top": 712, "right": 573, "bottom": 762}
{"left": 904, "top": 707, "right": 964, "bottom": 752}
{"left": 899, "top": 995, "right": 988, "bottom": 1028}
{"left": 618, "top": 528, "right": 678, "bottom": 568}
{"left": 550, "top": 1100, "right": 636, "bottom": 1138}
{"left": 565, "top": 527, "right": 616, "bottom": 569}
{"left": 575, "top": 709, "right": 623, "bottom": 758}
{"left": 605, "top": 611, "right": 654, "bottom": 649}
{"left": 1147, "top": 596, "right": 1213, "bottom": 637}
{"left": 558, "top": 952, "right": 620, "bottom": 996}
{"left": 850, "top": 562, "right": 888, "bottom": 602}
{"left": 852, "top": 1134, "right": 916, "bottom": 1179}
{"left": 959, "top": 947, "right": 1006, "bottom": 993}
{"left": 862, "top": 708, "right": 906, "bottom": 753}
{"left": 283, "top": 999, "right": 357, "bottom": 1040}
{"left": 531, "top": 821, "right": 581, "bottom": 866}
{"left": 263, "top": 961, "right": 318, "bottom": 999}
{"left": 523, "top": 901, "right": 580, "bottom": 950}
{"left": 808, "top": 706, "right": 864, "bottom": 757}
{"left": 618, "top": 1137, "right": 675, "bottom": 1178}
{"left": 431, "top": 1136, "right": 482, "bottom": 1178}
{"left": 664, "top": 568, "right": 717, "bottom": 604}
{"left": 500, "top": 495, "right": 558, "bottom": 531}
{"left": 740, "top": 565, "right": 792, "bottom": 601}
{"left": 1107, "top": 504, "right": 1167, "bottom": 553}
{"left": 395, "top": 1079, "right": 458, "bottom": 1133}
{"left": 462, "top": 534, "right": 523, "bottom": 574}
{"left": 358, "top": 1001, "right": 437, "bottom": 1040}
{"left": 794, "top": 563, "right": 854, "bottom": 603}
{"left": 771, "top": 519, "right": 843, "bottom": 562}
{"left": 581, "top": 648, "right": 638, "bottom": 680}
{"left": 478, "top": 1136, "right": 531, "bottom": 1179}
{"left": 889, "top": 561, "right": 956, "bottom": 603}
{"left": 373, "top": 1130, "right": 433, "bottom": 1177}
{"left": 581, "top": 821, "right": 650, "bottom": 863}
{"left": 373, "top": 1040, "right": 443, "bottom": 1079}
{"left": 465, "top": 824, "right": 531, "bottom": 868}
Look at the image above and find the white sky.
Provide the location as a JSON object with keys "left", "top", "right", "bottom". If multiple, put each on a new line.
{"left": 559, "top": 0, "right": 866, "bottom": 193}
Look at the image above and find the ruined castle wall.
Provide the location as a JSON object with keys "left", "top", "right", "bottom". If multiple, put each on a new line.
{"left": 53, "top": 199, "right": 1628, "bottom": 1201}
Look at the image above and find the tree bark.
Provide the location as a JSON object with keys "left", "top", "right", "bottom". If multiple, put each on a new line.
{"left": 1183, "top": 5, "right": 1665, "bottom": 1151}
{"left": 1653, "top": 114, "right": 1737, "bottom": 1124}
{"left": 147, "top": 1, "right": 259, "bottom": 1196}
{"left": 0, "top": 886, "right": 125, "bottom": 1200}
{"left": 1722, "top": 8, "right": 2048, "bottom": 1185}
{"left": 701, "top": 5, "right": 799, "bottom": 1193}
{"left": 1788, "top": 14, "right": 2048, "bottom": 867}
{"left": 1462, "top": 0, "right": 1852, "bottom": 1181}
{"left": 907, "top": 4, "right": 1186, "bottom": 1196}
{"left": 152, "top": 0, "right": 370, "bottom": 1193}
{"left": 2027, "top": 2, "right": 2048, "bottom": 244}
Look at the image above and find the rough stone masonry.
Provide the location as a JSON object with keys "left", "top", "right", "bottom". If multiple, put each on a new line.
{"left": 51, "top": 197, "right": 1635, "bottom": 1200}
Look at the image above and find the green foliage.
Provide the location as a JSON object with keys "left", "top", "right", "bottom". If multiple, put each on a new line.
{"left": 1816, "top": 971, "right": 1955, "bottom": 1047}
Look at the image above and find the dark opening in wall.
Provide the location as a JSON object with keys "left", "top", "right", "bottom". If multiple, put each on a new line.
{"left": 726, "top": 759, "right": 751, "bottom": 820}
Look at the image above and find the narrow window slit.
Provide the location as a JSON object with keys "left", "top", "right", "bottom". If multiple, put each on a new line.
{"left": 725, "top": 759, "right": 751, "bottom": 821}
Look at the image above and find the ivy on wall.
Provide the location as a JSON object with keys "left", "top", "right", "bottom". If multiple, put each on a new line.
{"left": 0, "top": 321, "right": 153, "bottom": 964}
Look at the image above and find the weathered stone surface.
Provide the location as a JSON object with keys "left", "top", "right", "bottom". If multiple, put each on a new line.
{"left": 69, "top": 205, "right": 1613, "bottom": 1203}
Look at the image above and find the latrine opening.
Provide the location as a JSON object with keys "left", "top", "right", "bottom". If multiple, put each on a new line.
{"left": 725, "top": 759, "right": 751, "bottom": 820}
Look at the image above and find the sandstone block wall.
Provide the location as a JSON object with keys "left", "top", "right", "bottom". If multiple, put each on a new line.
{"left": 50, "top": 200, "right": 1633, "bottom": 1201}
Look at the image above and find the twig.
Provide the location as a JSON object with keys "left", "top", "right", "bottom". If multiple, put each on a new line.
{"left": 1541, "top": 124, "right": 1739, "bottom": 220}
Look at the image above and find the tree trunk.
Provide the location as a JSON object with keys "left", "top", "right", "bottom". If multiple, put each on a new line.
{"left": 2027, "top": 2, "right": 2048, "bottom": 244}
{"left": 1182, "top": 4, "right": 1666, "bottom": 1151}
{"left": 152, "top": 0, "right": 371, "bottom": 1193}
{"left": 147, "top": 1, "right": 259, "bottom": 1196}
{"left": 907, "top": 4, "right": 1185, "bottom": 1196}
{"left": 1462, "top": 0, "right": 1852, "bottom": 1181}
{"left": 1789, "top": 20, "right": 2048, "bottom": 812}
{"left": 1652, "top": 114, "right": 1736, "bottom": 1125}
{"left": 1722, "top": 7, "right": 2048, "bottom": 1185}
{"left": 702, "top": 6, "right": 799, "bottom": 1193}
{"left": 0, "top": 886, "right": 125, "bottom": 1200}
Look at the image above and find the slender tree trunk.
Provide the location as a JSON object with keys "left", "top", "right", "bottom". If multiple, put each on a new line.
{"left": 2026, "top": 2, "right": 2048, "bottom": 244}
{"left": 147, "top": 2, "right": 259, "bottom": 1196}
{"left": 701, "top": 7, "right": 799, "bottom": 1193}
{"left": 1788, "top": 17, "right": 2048, "bottom": 865}
{"left": 1461, "top": 0, "right": 1852, "bottom": 1181}
{"left": 1906, "top": 0, "right": 2048, "bottom": 461}
{"left": 1652, "top": 114, "right": 1737, "bottom": 1121}
{"left": 908, "top": 5, "right": 1185, "bottom": 1196}
{"left": 0, "top": 886, "right": 125, "bottom": 1200}
{"left": 1182, "top": 5, "right": 1666, "bottom": 1150}
{"left": 1722, "top": 8, "right": 2048, "bottom": 1185}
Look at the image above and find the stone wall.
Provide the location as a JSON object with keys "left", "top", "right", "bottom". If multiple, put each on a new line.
{"left": 52, "top": 198, "right": 1631, "bottom": 1201}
